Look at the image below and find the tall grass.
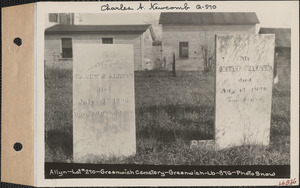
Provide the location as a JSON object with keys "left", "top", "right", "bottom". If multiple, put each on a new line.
{"left": 45, "top": 67, "right": 290, "bottom": 165}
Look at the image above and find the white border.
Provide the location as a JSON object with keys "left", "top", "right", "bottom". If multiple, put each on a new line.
{"left": 33, "top": 2, "right": 37, "bottom": 186}
{"left": 36, "top": 1, "right": 299, "bottom": 187}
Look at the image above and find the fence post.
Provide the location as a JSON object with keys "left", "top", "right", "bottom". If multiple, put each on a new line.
{"left": 172, "top": 53, "right": 176, "bottom": 77}
{"left": 274, "top": 52, "right": 278, "bottom": 84}
{"left": 163, "top": 56, "right": 166, "bottom": 71}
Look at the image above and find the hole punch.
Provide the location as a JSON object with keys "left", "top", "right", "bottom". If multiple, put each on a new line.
{"left": 13, "top": 142, "right": 23, "bottom": 151}
{"left": 13, "top": 37, "right": 22, "bottom": 46}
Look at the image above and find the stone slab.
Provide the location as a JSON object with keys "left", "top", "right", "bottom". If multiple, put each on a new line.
{"left": 215, "top": 34, "right": 275, "bottom": 150}
{"left": 73, "top": 44, "right": 135, "bottom": 163}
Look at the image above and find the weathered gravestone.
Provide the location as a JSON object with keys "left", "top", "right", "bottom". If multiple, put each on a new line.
{"left": 73, "top": 44, "right": 135, "bottom": 163}
{"left": 215, "top": 34, "right": 275, "bottom": 150}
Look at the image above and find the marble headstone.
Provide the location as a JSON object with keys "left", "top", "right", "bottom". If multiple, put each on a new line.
{"left": 73, "top": 44, "right": 135, "bottom": 163}
{"left": 215, "top": 34, "right": 275, "bottom": 150}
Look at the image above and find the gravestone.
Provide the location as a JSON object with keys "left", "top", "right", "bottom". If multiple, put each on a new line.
{"left": 73, "top": 44, "right": 135, "bottom": 163}
{"left": 215, "top": 34, "right": 275, "bottom": 150}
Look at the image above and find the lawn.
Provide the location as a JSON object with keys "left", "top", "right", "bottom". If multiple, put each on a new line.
{"left": 45, "top": 66, "right": 290, "bottom": 165}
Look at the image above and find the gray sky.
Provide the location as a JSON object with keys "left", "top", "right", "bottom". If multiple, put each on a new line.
{"left": 256, "top": 11, "right": 291, "bottom": 28}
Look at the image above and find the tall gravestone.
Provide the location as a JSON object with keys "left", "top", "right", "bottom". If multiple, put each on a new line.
{"left": 215, "top": 34, "right": 275, "bottom": 150}
{"left": 73, "top": 44, "right": 135, "bottom": 163}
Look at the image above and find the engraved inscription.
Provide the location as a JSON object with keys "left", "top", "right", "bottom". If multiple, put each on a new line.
{"left": 215, "top": 34, "right": 275, "bottom": 150}
{"left": 73, "top": 44, "right": 136, "bottom": 163}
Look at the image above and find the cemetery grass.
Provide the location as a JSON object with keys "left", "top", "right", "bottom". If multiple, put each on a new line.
{"left": 45, "top": 68, "right": 290, "bottom": 165}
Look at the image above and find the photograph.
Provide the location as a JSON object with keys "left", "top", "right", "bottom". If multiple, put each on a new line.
{"left": 44, "top": 11, "right": 290, "bottom": 168}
